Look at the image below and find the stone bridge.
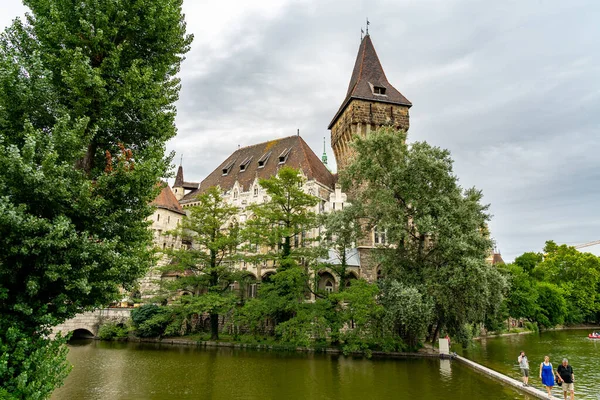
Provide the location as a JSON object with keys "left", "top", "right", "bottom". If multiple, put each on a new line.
{"left": 51, "top": 308, "right": 132, "bottom": 339}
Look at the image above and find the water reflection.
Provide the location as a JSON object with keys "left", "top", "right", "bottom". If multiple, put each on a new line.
{"left": 53, "top": 341, "right": 527, "bottom": 400}
{"left": 439, "top": 359, "right": 452, "bottom": 381}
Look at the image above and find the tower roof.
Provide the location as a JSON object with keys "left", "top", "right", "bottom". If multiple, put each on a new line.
{"left": 328, "top": 35, "right": 411, "bottom": 129}
{"left": 174, "top": 165, "right": 184, "bottom": 187}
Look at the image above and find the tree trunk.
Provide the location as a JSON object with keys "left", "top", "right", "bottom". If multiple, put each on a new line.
{"left": 76, "top": 141, "right": 97, "bottom": 174}
{"left": 210, "top": 312, "right": 219, "bottom": 340}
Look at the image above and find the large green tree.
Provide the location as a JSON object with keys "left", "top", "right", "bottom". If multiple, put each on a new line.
{"left": 533, "top": 241, "right": 600, "bottom": 324}
{"left": 163, "top": 187, "right": 244, "bottom": 340}
{"left": 239, "top": 167, "right": 320, "bottom": 328}
{"left": 0, "top": 1, "right": 191, "bottom": 397}
{"left": 341, "top": 127, "right": 506, "bottom": 345}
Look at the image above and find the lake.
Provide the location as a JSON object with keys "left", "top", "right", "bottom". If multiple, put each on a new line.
{"left": 52, "top": 340, "right": 529, "bottom": 399}
{"left": 458, "top": 329, "right": 600, "bottom": 399}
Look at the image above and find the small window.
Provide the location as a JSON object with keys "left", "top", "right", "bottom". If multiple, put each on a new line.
{"left": 240, "top": 156, "right": 252, "bottom": 172}
{"left": 253, "top": 186, "right": 259, "bottom": 196}
{"left": 157, "top": 214, "right": 160, "bottom": 222}
{"left": 222, "top": 159, "right": 236, "bottom": 176}
{"left": 257, "top": 151, "right": 271, "bottom": 168}
{"left": 167, "top": 215, "right": 170, "bottom": 224}
{"left": 278, "top": 148, "right": 291, "bottom": 164}
{"left": 233, "top": 190, "right": 238, "bottom": 199}
{"left": 374, "top": 86, "right": 386, "bottom": 95}
{"left": 325, "top": 281, "right": 333, "bottom": 293}
{"left": 374, "top": 226, "right": 387, "bottom": 245}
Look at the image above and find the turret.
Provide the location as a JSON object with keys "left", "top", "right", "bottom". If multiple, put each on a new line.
{"left": 328, "top": 34, "right": 411, "bottom": 172}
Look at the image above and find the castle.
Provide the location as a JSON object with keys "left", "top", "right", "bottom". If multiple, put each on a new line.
{"left": 144, "top": 33, "right": 413, "bottom": 297}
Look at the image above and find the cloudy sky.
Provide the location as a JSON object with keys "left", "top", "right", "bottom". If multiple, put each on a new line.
{"left": 2, "top": 0, "right": 599, "bottom": 260}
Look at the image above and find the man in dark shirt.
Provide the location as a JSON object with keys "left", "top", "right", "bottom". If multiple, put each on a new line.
{"left": 556, "top": 358, "right": 575, "bottom": 400}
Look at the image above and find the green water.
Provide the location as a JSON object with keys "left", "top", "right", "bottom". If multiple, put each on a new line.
{"left": 457, "top": 329, "right": 600, "bottom": 400}
{"left": 52, "top": 341, "right": 527, "bottom": 400}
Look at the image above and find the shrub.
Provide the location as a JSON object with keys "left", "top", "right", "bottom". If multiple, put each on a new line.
{"left": 98, "top": 322, "right": 129, "bottom": 340}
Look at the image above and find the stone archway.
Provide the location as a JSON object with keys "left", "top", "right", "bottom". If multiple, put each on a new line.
{"left": 318, "top": 271, "right": 336, "bottom": 293}
{"left": 345, "top": 271, "right": 358, "bottom": 288}
{"left": 261, "top": 270, "right": 276, "bottom": 283}
{"left": 70, "top": 328, "right": 95, "bottom": 340}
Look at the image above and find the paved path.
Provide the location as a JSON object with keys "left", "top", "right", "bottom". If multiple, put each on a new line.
{"left": 454, "top": 355, "right": 563, "bottom": 399}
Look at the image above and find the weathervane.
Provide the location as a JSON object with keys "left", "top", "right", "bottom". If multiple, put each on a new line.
{"left": 361, "top": 27, "right": 364, "bottom": 41}
{"left": 180, "top": 154, "right": 183, "bottom": 166}
{"left": 366, "top": 17, "right": 370, "bottom": 35}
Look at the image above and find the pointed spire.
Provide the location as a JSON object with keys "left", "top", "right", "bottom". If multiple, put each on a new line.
{"left": 174, "top": 165, "right": 184, "bottom": 188}
{"left": 329, "top": 35, "right": 411, "bottom": 129}
{"left": 322, "top": 137, "right": 328, "bottom": 167}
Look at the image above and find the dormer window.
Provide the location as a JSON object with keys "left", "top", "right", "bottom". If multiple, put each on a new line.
{"left": 278, "top": 148, "right": 291, "bottom": 164}
{"left": 369, "top": 82, "right": 387, "bottom": 96}
{"left": 239, "top": 156, "right": 252, "bottom": 172}
{"left": 257, "top": 151, "right": 271, "bottom": 168}
{"left": 222, "top": 159, "right": 235, "bottom": 176}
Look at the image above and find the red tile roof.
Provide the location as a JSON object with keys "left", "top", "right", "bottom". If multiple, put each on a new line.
{"left": 329, "top": 35, "right": 411, "bottom": 129}
{"left": 181, "top": 135, "right": 335, "bottom": 203}
{"left": 151, "top": 184, "right": 186, "bottom": 215}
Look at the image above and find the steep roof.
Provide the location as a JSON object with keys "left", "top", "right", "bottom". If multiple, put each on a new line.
{"left": 172, "top": 165, "right": 200, "bottom": 190}
{"left": 328, "top": 35, "right": 411, "bottom": 129}
{"left": 181, "top": 135, "right": 335, "bottom": 203}
{"left": 152, "top": 184, "right": 186, "bottom": 215}
{"left": 174, "top": 165, "right": 184, "bottom": 187}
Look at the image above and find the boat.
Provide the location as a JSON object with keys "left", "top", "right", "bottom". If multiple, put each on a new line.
{"left": 588, "top": 333, "right": 600, "bottom": 339}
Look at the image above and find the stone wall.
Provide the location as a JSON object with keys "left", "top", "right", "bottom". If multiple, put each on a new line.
{"left": 331, "top": 99, "right": 409, "bottom": 172}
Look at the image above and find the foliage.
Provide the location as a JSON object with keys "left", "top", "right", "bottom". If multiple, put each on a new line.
{"left": 97, "top": 322, "right": 129, "bottom": 340}
{"left": 534, "top": 241, "right": 600, "bottom": 324}
{"left": 0, "top": 331, "right": 71, "bottom": 400}
{"left": 330, "top": 279, "right": 386, "bottom": 354}
{"left": 161, "top": 187, "right": 243, "bottom": 340}
{"left": 0, "top": 0, "right": 191, "bottom": 396}
{"left": 514, "top": 252, "right": 543, "bottom": 275}
{"left": 341, "top": 127, "right": 504, "bottom": 343}
{"left": 533, "top": 282, "right": 568, "bottom": 328}
{"left": 317, "top": 204, "right": 362, "bottom": 292}
{"left": 243, "top": 166, "right": 320, "bottom": 268}
{"left": 500, "top": 263, "right": 539, "bottom": 321}
{"left": 502, "top": 240, "right": 600, "bottom": 327}
{"left": 379, "top": 280, "right": 433, "bottom": 349}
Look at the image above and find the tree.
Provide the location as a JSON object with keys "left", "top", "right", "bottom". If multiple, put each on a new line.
{"left": 239, "top": 167, "right": 319, "bottom": 328}
{"left": 163, "top": 187, "right": 243, "bottom": 340}
{"left": 514, "top": 252, "right": 543, "bottom": 275}
{"left": 243, "top": 166, "right": 320, "bottom": 269}
{"left": 533, "top": 241, "right": 600, "bottom": 324}
{"left": 317, "top": 204, "right": 362, "bottom": 292}
{"left": 533, "top": 282, "right": 567, "bottom": 328}
{"left": 341, "top": 127, "right": 505, "bottom": 344}
{"left": 0, "top": 1, "right": 191, "bottom": 396}
{"left": 500, "top": 263, "right": 539, "bottom": 322}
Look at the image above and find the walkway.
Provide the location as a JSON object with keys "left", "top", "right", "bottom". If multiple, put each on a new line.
{"left": 454, "top": 355, "right": 562, "bottom": 399}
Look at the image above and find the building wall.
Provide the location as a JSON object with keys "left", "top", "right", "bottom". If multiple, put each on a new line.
{"left": 139, "top": 207, "right": 185, "bottom": 298}
{"left": 331, "top": 99, "right": 410, "bottom": 172}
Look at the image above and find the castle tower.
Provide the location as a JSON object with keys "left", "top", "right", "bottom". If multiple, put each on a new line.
{"left": 328, "top": 34, "right": 411, "bottom": 172}
{"left": 172, "top": 165, "right": 185, "bottom": 200}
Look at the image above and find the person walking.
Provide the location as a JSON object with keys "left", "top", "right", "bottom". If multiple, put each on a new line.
{"left": 518, "top": 351, "right": 530, "bottom": 386}
{"left": 556, "top": 358, "right": 575, "bottom": 400}
{"left": 539, "top": 356, "right": 554, "bottom": 398}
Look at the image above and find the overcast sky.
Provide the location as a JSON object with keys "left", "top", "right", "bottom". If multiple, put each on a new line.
{"left": 2, "top": 0, "right": 599, "bottom": 260}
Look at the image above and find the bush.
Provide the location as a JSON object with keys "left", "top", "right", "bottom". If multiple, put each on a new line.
{"left": 97, "top": 322, "right": 129, "bottom": 340}
{"left": 131, "top": 304, "right": 161, "bottom": 326}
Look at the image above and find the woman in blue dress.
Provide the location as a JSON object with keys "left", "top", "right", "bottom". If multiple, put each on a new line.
{"left": 539, "top": 355, "right": 554, "bottom": 398}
